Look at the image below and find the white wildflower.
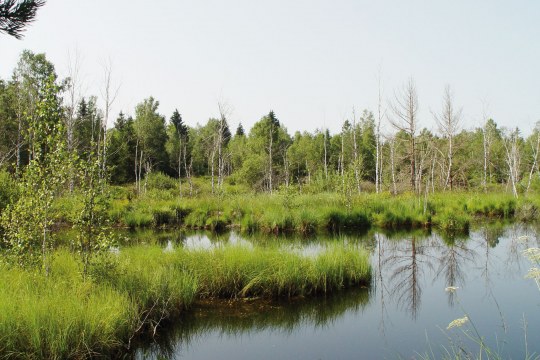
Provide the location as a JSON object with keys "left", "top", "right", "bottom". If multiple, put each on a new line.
{"left": 447, "top": 316, "right": 469, "bottom": 330}
{"left": 525, "top": 267, "right": 540, "bottom": 280}
{"left": 523, "top": 248, "right": 540, "bottom": 262}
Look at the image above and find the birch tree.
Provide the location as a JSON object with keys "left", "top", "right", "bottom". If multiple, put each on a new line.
{"left": 502, "top": 127, "right": 521, "bottom": 198}
{"left": 526, "top": 122, "right": 540, "bottom": 193}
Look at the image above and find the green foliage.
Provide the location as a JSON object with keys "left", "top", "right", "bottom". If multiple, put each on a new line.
{"left": 133, "top": 97, "right": 168, "bottom": 174}
{"left": 0, "top": 169, "right": 16, "bottom": 213}
{"left": 1, "top": 75, "right": 68, "bottom": 271}
{"left": 0, "top": 242, "right": 371, "bottom": 358}
{"left": 0, "top": 258, "right": 135, "bottom": 359}
{"left": 145, "top": 171, "right": 178, "bottom": 191}
{"left": 107, "top": 112, "right": 136, "bottom": 184}
{"left": 73, "top": 150, "right": 116, "bottom": 277}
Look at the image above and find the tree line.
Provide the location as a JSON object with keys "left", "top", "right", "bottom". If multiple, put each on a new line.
{"left": 1, "top": 50, "right": 539, "bottom": 198}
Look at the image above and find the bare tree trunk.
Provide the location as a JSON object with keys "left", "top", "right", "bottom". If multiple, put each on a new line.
{"left": 268, "top": 121, "right": 273, "bottom": 194}
{"left": 16, "top": 110, "right": 22, "bottom": 175}
{"left": 284, "top": 152, "right": 290, "bottom": 187}
{"left": 143, "top": 162, "right": 151, "bottom": 194}
{"left": 178, "top": 138, "right": 182, "bottom": 197}
{"left": 323, "top": 128, "right": 328, "bottom": 180}
{"left": 14, "top": 73, "right": 24, "bottom": 176}
{"left": 188, "top": 158, "right": 193, "bottom": 197}
{"left": 134, "top": 139, "right": 139, "bottom": 194}
{"left": 183, "top": 142, "right": 191, "bottom": 196}
{"left": 217, "top": 105, "right": 225, "bottom": 189}
{"left": 431, "top": 153, "right": 436, "bottom": 193}
{"left": 526, "top": 127, "right": 540, "bottom": 193}
{"left": 340, "top": 127, "right": 345, "bottom": 190}
{"left": 502, "top": 128, "right": 520, "bottom": 198}
{"left": 390, "top": 137, "right": 397, "bottom": 195}
{"left": 100, "top": 59, "right": 120, "bottom": 178}
{"left": 433, "top": 85, "right": 461, "bottom": 191}
{"left": 210, "top": 147, "right": 215, "bottom": 195}
{"left": 66, "top": 50, "right": 82, "bottom": 192}
{"left": 138, "top": 150, "right": 144, "bottom": 194}
{"left": 390, "top": 79, "right": 419, "bottom": 193}
{"left": 376, "top": 71, "right": 385, "bottom": 193}
{"left": 482, "top": 119, "right": 491, "bottom": 193}
{"left": 352, "top": 108, "right": 361, "bottom": 194}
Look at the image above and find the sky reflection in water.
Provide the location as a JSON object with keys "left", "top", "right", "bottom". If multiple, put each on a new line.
{"left": 133, "top": 224, "right": 540, "bottom": 360}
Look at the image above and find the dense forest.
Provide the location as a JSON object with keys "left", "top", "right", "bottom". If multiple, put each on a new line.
{"left": 0, "top": 50, "right": 539, "bottom": 198}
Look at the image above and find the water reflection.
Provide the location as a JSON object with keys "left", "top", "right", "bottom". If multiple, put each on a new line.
{"left": 382, "top": 235, "right": 434, "bottom": 319}
{"left": 434, "top": 234, "right": 476, "bottom": 306}
{"left": 115, "top": 224, "right": 540, "bottom": 359}
{"left": 135, "top": 288, "right": 370, "bottom": 360}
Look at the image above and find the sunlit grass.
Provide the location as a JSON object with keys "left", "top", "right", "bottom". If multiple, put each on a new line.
{"left": 0, "top": 241, "right": 371, "bottom": 358}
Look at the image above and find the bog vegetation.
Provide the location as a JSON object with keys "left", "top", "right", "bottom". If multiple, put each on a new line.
{"left": 0, "top": 50, "right": 539, "bottom": 358}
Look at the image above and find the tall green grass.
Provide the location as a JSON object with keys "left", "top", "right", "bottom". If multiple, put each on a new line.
{"left": 0, "top": 255, "right": 135, "bottom": 359}
{"left": 0, "top": 241, "right": 371, "bottom": 358}
{"left": 49, "top": 182, "right": 539, "bottom": 237}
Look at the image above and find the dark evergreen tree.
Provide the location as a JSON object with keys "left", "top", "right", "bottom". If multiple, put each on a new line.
{"left": 107, "top": 112, "right": 136, "bottom": 184}
{"left": 236, "top": 123, "right": 245, "bottom": 137}
{"left": 74, "top": 97, "right": 102, "bottom": 160}
{"left": 0, "top": 0, "right": 46, "bottom": 39}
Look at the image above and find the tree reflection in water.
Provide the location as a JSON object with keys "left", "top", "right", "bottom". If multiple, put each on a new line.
{"left": 133, "top": 287, "right": 371, "bottom": 359}
{"left": 382, "top": 233, "right": 434, "bottom": 320}
{"left": 434, "top": 232, "right": 476, "bottom": 306}
{"left": 125, "top": 225, "right": 540, "bottom": 359}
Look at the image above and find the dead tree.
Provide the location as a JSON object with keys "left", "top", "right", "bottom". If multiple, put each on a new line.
{"left": 376, "top": 72, "right": 386, "bottom": 193}
{"left": 217, "top": 102, "right": 231, "bottom": 190}
{"left": 65, "top": 49, "right": 83, "bottom": 192}
{"left": 390, "top": 79, "right": 419, "bottom": 193}
{"left": 526, "top": 122, "right": 540, "bottom": 193}
{"left": 502, "top": 128, "right": 521, "bottom": 198}
{"left": 433, "top": 85, "right": 462, "bottom": 191}
{"left": 352, "top": 108, "right": 361, "bottom": 194}
{"left": 99, "top": 59, "right": 120, "bottom": 177}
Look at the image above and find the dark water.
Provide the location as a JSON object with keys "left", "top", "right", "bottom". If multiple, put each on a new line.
{"left": 132, "top": 224, "right": 540, "bottom": 359}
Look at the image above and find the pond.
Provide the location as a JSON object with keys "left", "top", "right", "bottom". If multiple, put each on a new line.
{"left": 129, "top": 223, "right": 540, "bottom": 359}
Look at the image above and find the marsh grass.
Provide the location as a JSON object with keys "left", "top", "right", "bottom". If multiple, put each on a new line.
{"left": 0, "top": 254, "right": 135, "bottom": 359}
{"left": 48, "top": 186, "right": 538, "bottom": 237}
{"left": 0, "top": 241, "right": 371, "bottom": 358}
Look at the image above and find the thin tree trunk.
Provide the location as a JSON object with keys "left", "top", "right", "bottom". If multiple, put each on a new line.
{"left": 178, "top": 138, "right": 182, "bottom": 197}
{"left": 323, "top": 129, "right": 328, "bottom": 180}
{"left": 526, "top": 130, "right": 540, "bottom": 193}
{"left": 134, "top": 139, "right": 139, "bottom": 194}
{"left": 390, "top": 138, "right": 397, "bottom": 195}
{"left": 268, "top": 122, "right": 273, "bottom": 194}
{"left": 482, "top": 125, "right": 489, "bottom": 192}
{"left": 376, "top": 73, "right": 383, "bottom": 193}
{"left": 211, "top": 148, "right": 215, "bottom": 195}
{"left": 352, "top": 109, "right": 361, "bottom": 194}
{"left": 340, "top": 130, "right": 345, "bottom": 190}
{"left": 284, "top": 152, "right": 290, "bottom": 187}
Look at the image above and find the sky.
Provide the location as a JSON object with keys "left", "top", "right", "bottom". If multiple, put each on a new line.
{"left": 1, "top": 0, "right": 539, "bottom": 136}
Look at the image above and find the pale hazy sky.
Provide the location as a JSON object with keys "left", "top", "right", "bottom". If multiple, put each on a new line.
{"left": 1, "top": 0, "right": 539, "bottom": 135}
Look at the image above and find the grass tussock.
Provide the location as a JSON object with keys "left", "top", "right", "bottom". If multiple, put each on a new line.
{"left": 46, "top": 183, "right": 540, "bottom": 238}
{"left": 0, "top": 241, "right": 370, "bottom": 358}
{"left": 0, "top": 255, "right": 135, "bottom": 359}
